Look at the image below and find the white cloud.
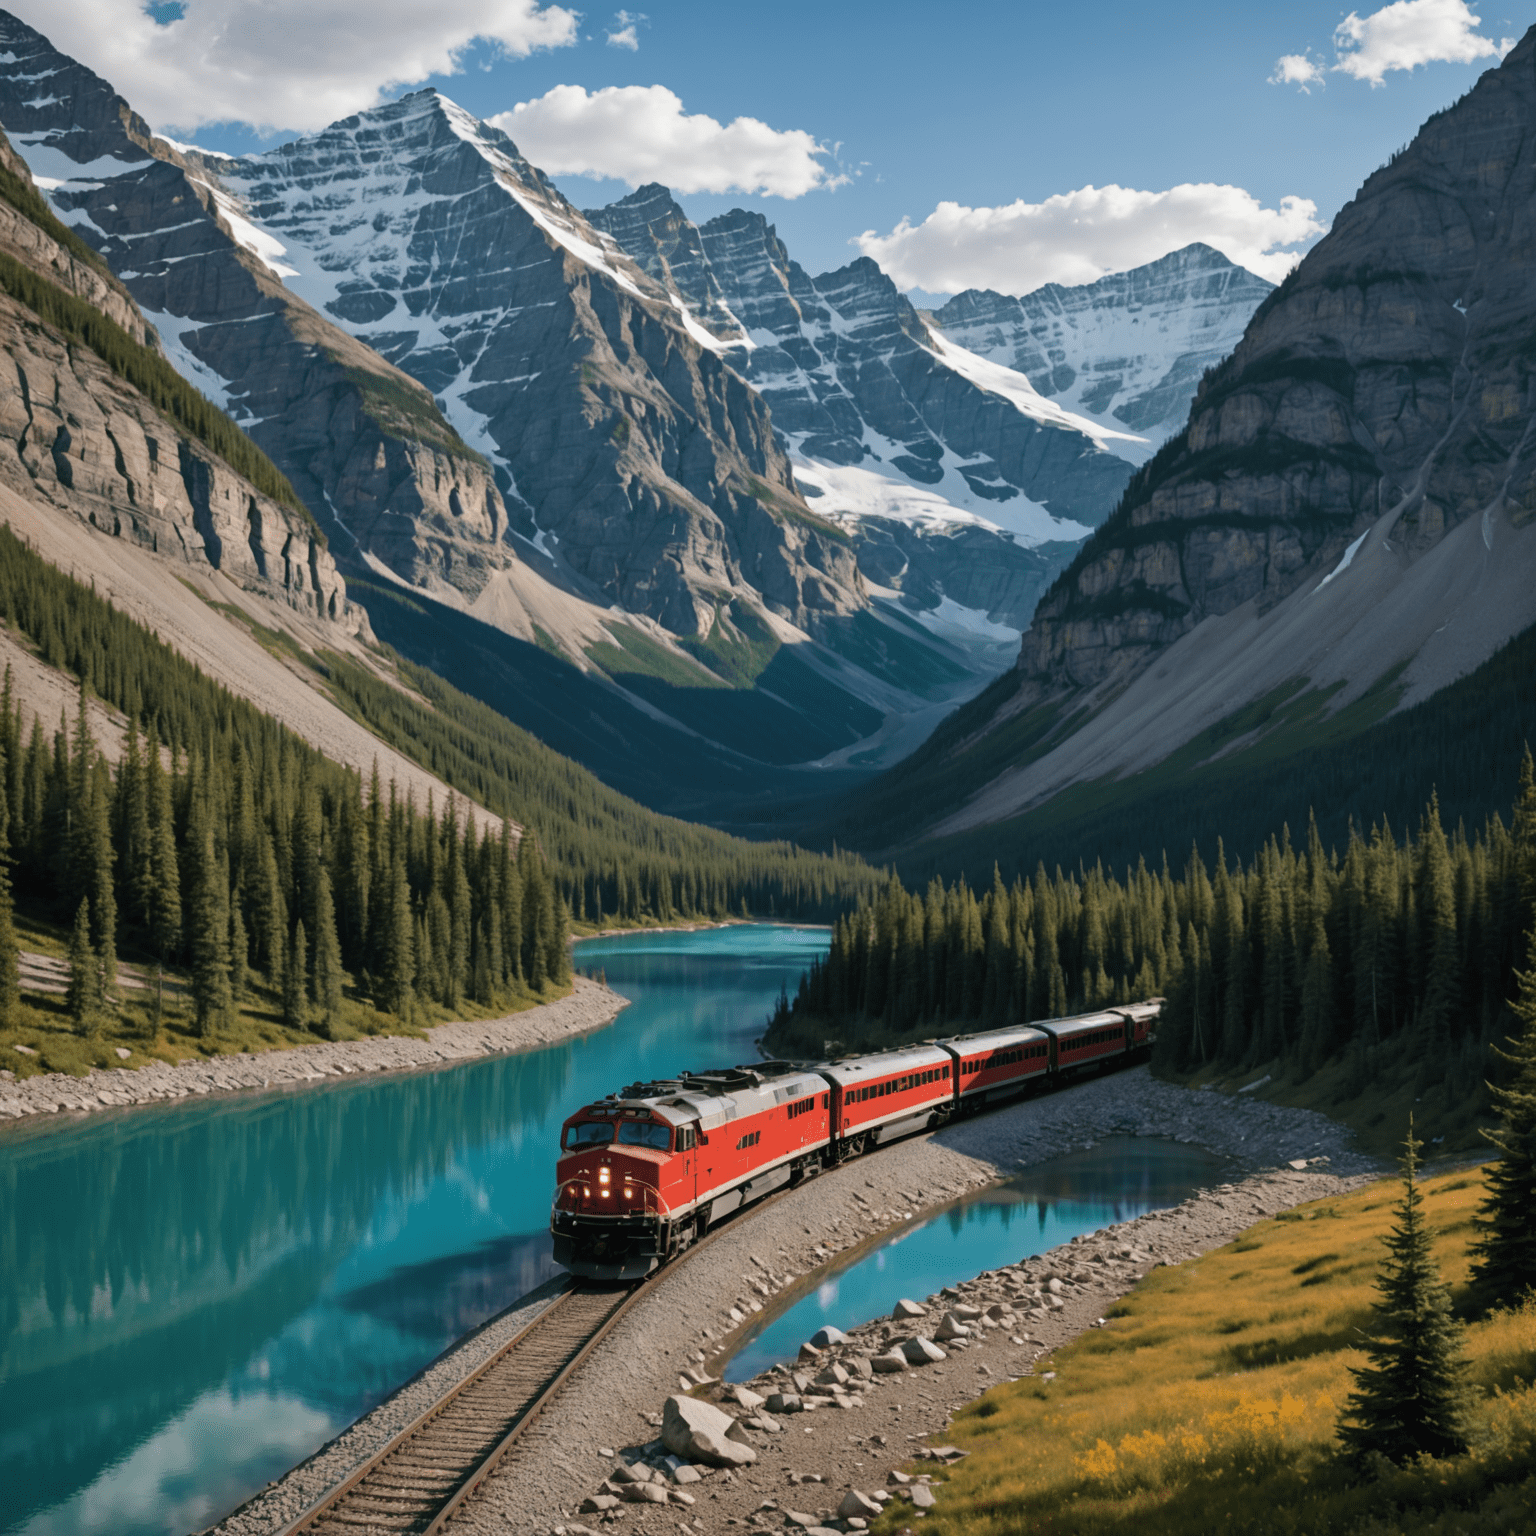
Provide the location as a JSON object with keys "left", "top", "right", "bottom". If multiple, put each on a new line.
{"left": 1270, "top": 52, "right": 1327, "bottom": 92}
{"left": 855, "top": 183, "right": 1327, "bottom": 296}
{"left": 1272, "top": 0, "right": 1517, "bottom": 93}
{"left": 492, "top": 84, "right": 838, "bottom": 197}
{"left": 8, "top": 0, "right": 579, "bottom": 133}
{"left": 606, "top": 9, "right": 644, "bottom": 50}
{"left": 1334, "top": 0, "right": 1515, "bottom": 85}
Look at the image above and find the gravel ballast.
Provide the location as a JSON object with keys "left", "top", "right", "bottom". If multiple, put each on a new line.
{"left": 0, "top": 976, "right": 627, "bottom": 1123}
{"left": 209, "top": 1063, "right": 1384, "bottom": 1536}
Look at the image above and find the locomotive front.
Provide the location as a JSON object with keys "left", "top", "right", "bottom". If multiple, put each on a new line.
{"left": 550, "top": 1099, "right": 692, "bottom": 1279}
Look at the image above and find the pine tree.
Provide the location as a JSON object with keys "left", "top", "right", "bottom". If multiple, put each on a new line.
{"left": 1468, "top": 922, "right": 1536, "bottom": 1312}
{"left": 1339, "top": 1120, "right": 1470, "bottom": 1464}
{"left": 145, "top": 738, "right": 181, "bottom": 967}
{"left": 283, "top": 919, "right": 308, "bottom": 1030}
{"left": 379, "top": 853, "right": 415, "bottom": 1016}
{"left": 312, "top": 866, "right": 344, "bottom": 1026}
{"left": 187, "top": 819, "right": 230, "bottom": 1037}
{"left": 66, "top": 896, "right": 100, "bottom": 1037}
{"left": 229, "top": 902, "right": 248, "bottom": 1001}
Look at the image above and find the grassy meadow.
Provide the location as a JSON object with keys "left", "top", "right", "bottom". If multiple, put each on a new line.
{"left": 1, "top": 912, "right": 571, "bottom": 1082}
{"left": 892, "top": 1168, "right": 1535, "bottom": 1536}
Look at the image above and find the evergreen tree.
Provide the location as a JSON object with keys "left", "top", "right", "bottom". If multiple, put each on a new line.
{"left": 65, "top": 897, "right": 100, "bottom": 1036}
{"left": 145, "top": 740, "right": 181, "bottom": 967}
{"left": 229, "top": 902, "right": 248, "bottom": 1001}
{"left": 379, "top": 853, "right": 415, "bottom": 1017}
{"left": 0, "top": 756, "right": 16, "bottom": 1029}
{"left": 1339, "top": 1120, "right": 1470, "bottom": 1464}
{"left": 1468, "top": 922, "right": 1536, "bottom": 1312}
{"left": 187, "top": 819, "right": 230, "bottom": 1037}
{"left": 283, "top": 919, "right": 308, "bottom": 1030}
{"left": 312, "top": 867, "right": 344, "bottom": 1026}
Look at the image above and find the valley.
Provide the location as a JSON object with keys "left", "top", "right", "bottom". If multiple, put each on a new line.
{"left": 0, "top": 6, "right": 1534, "bottom": 1536}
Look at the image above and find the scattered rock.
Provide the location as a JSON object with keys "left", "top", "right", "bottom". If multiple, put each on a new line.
{"left": 662, "top": 1394, "right": 759, "bottom": 1467}
{"left": 809, "top": 1326, "right": 848, "bottom": 1349}
{"left": 838, "top": 1491, "right": 881, "bottom": 1520}
{"left": 870, "top": 1352, "right": 907, "bottom": 1374}
{"left": 933, "top": 1314, "right": 970, "bottom": 1342}
{"left": 910, "top": 1485, "right": 936, "bottom": 1510}
{"left": 727, "top": 1384, "right": 766, "bottom": 1411}
{"left": 891, "top": 1299, "right": 926, "bottom": 1319}
{"left": 580, "top": 1496, "right": 621, "bottom": 1513}
{"left": 766, "top": 1393, "right": 804, "bottom": 1414}
{"left": 899, "top": 1338, "right": 947, "bottom": 1365}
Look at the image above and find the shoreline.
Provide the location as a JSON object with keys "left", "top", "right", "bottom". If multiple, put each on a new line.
{"left": 0, "top": 975, "right": 629, "bottom": 1126}
{"left": 212, "top": 1064, "right": 1384, "bottom": 1536}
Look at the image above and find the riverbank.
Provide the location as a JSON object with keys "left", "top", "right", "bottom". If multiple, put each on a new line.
{"left": 0, "top": 976, "right": 628, "bottom": 1124}
{"left": 210, "top": 1064, "right": 1383, "bottom": 1536}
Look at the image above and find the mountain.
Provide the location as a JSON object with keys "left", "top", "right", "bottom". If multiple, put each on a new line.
{"left": 834, "top": 31, "right": 1536, "bottom": 864}
{"left": 586, "top": 185, "right": 1135, "bottom": 634}
{"left": 928, "top": 244, "right": 1273, "bottom": 448}
{"left": 0, "top": 12, "right": 516, "bottom": 611}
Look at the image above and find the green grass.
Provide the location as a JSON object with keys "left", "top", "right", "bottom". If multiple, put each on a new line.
{"left": 587, "top": 623, "right": 727, "bottom": 689}
{"left": 680, "top": 602, "right": 782, "bottom": 688}
{"left": 1, "top": 912, "right": 571, "bottom": 1080}
{"left": 889, "top": 1169, "right": 1536, "bottom": 1536}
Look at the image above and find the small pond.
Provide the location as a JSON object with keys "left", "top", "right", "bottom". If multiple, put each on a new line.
{"left": 724, "top": 1137, "right": 1232, "bottom": 1381}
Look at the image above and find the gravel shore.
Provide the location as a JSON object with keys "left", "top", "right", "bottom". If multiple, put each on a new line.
{"left": 209, "top": 1064, "right": 1384, "bottom": 1536}
{"left": 0, "top": 976, "right": 627, "bottom": 1123}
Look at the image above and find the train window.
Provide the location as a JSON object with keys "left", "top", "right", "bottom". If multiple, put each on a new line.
{"left": 681, "top": 1127, "right": 696, "bottom": 1150}
{"left": 563, "top": 1121, "right": 614, "bottom": 1149}
{"left": 736, "top": 1129, "right": 761, "bottom": 1150}
{"left": 617, "top": 1121, "right": 671, "bottom": 1151}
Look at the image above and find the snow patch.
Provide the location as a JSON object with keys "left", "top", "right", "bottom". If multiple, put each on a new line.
{"left": 132, "top": 308, "right": 236, "bottom": 414}
{"left": 909, "top": 595, "right": 1020, "bottom": 644}
{"left": 1313, "top": 529, "right": 1369, "bottom": 594}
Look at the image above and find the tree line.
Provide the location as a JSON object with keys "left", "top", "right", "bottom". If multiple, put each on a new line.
{"left": 0, "top": 522, "right": 885, "bottom": 937}
{"left": 766, "top": 759, "right": 1536, "bottom": 1116}
{"left": 0, "top": 671, "right": 568, "bottom": 1036}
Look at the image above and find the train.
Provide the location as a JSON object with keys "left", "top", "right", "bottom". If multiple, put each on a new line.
{"left": 549, "top": 1001, "right": 1160, "bottom": 1280}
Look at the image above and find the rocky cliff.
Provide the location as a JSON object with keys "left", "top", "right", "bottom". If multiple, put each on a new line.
{"left": 199, "top": 90, "right": 861, "bottom": 638}
{"left": 586, "top": 186, "right": 1134, "bottom": 633}
{"left": 0, "top": 209, "right": 354, "bottom": 625}
{"left": 0, "top": 11, "right": 512, "bottom": 604}
{"left": 930, "top": 244, "right": 1271, "bottom": 448}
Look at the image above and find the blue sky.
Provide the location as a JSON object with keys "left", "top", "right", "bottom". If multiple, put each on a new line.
{"left": 21, "top": 1, "right": 1536, "bottom": 291}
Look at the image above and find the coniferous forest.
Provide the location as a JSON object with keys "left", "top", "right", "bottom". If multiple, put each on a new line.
{"left": 766, "top": 754, "right": 1536, "bottom": 1145}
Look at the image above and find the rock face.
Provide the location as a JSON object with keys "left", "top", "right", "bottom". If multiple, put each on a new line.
{"left": 588, "top": 187, "right": 1136, "bottom": 633}
{"left": 0, "top": 11, "right": 512, "bottom": 604}
{"left": 0, "top": 149, "right": 354, "bottom": 624}
{"left": 204, "top": 92, "right": 861, "bottom": 638}
{"left": 930, "top": 245, "right": 1272, "bottom": 447}
{"left": 1010, "top": 30, "right": 1536, "bottom": 712}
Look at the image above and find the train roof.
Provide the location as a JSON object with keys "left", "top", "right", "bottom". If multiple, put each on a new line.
{"left": 938, "top": 1023, "right": 1050, "bottom": 1053}
{"left": 568, "top": 1061, "right": 826, "bottom": 1131}
{"left": 817, "top": 1041, "right": 951, "bottom": 1084}
{"left": 1032, "top": 1008, "right": 1136, "bottom": 1038}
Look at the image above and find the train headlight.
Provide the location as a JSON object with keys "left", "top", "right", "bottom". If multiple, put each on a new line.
{"left": 599, "top": 1168, "right": 610, "bottom": 1185}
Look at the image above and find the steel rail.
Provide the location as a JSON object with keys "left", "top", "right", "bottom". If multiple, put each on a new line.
{"left": 275, "top": 1179, "right": 806, "bottom": 1536}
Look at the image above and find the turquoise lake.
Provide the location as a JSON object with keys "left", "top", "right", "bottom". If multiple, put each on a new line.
{"left": 0, "top": 926, "right": 1227, "bottom": 1536}
{"left": 0, "top": 925, "right": 827, "bottom": 1536}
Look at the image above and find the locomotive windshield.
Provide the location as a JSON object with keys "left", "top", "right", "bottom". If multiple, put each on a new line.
{"left": 563, "top": 1121, "right": 614, "bottom": 1149}
{"left": 616, "top": 1121, "right": 671, "bottom": 1151}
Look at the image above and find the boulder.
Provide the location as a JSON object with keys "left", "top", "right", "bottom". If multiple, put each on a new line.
{"left": 670, "top": 1464, "right": 702, "bottom": 1485}
{"left": 870, "top": 1352, "right": 908, "bottom": 1374}
{"left": 934, "top": 1313, "right": 970, "bottom": 1342}
{"left": 797, "top": 1342, "right": 823, "bottom": 1362}
{"left": 728, "top": 1384, "right": 766, "bottom": 1411}
{"left": 1047, "top": 1278, "right": 1064, "bottom": 1295}
{"left": 887, "top": 1471, "right": 911, "bottom": 1486}
{"left": 766, "top": 1393, "right": 804, "bottom": 1414}
{"left": 911, "top": 1484, "right": 936, "bottom": 1510}
{"left": 891, "top": 1298, "right": 927, "bottom": 1319}
{"left": 751, "top": 1412, "right": 783, "bottom": 1433}
{"left": 985, "top": 1304, "right": 1011, "bottom": 1320}
{"left": 670, "top": 1490, "right": 696, "bottom": 1507}
{"left": 810, "top": 1325, "right": 848, "bottom": 1349}
{"left": 579, "top": 1496, "right": 620, "bottom": 1513}
{"left": 838, "top": 1491, "right": 882, "bottom": 1519}
{"left": 662, "top": 1394, "right": 758, "bottom": 1467}
{"left": 783, "top": 1512, "right": 819, "bottom": 1528}
{"left": 792, "top": 1372, "right": 815, "bottom": 1393}
{"left": 950, "top": 1304, "right": 983, "bottom": 1320}
{"left": 814, "top": 1363, "right": 849, "bottom": 1386}
{"left": 610, "top": 1463, "right": 650, "bottom": 1483}
{"left": 900, "top": 1337, "right": 947, "bottom": 1365}
{"left": 621, "top": 1482, "right": 669, "bottom": 1504}
{"left": 848, "top": 1356, "right": 874, "bottom": 1380}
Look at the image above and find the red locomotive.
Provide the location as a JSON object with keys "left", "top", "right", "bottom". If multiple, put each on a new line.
{"left": 550, "top": 1001, "right": 1159, "bottom": 1279}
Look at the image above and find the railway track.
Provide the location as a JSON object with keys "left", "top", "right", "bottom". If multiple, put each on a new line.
{"left": 277, "top": 1282, "right": 634, "bottom": 1535}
